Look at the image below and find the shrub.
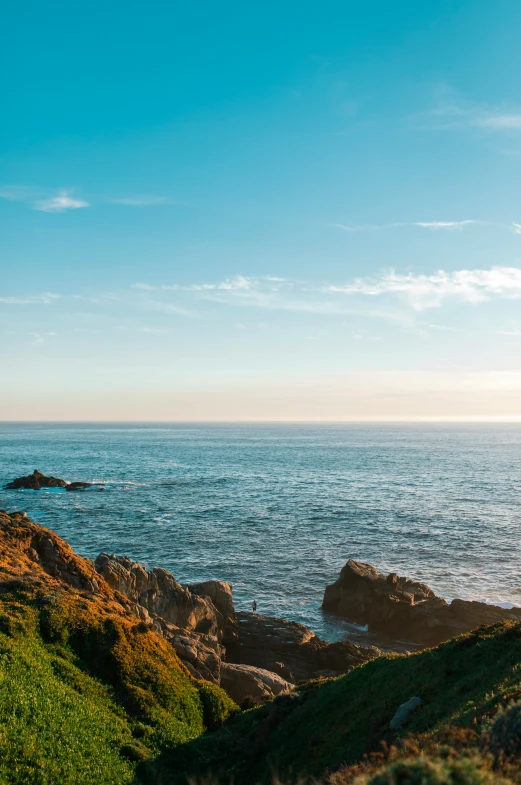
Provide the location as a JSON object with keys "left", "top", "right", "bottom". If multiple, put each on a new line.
{"left": 488, "top": 701, "right": 521, "bottom": 760}
{"left": 197, "top": 681, "right": 239, "bottom": 730}
{"left": 359, "top": 757, "right": 504, "bottom": 785}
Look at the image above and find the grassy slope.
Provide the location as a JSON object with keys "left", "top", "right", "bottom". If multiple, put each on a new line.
{"left": 168, "top": 621, "right": 521, "bottom": 783}
{"left": 0, "top": 512, "right": 238, "bottom": 785}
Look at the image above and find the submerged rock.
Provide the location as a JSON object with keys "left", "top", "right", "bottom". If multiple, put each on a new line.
{"left": 323, "top": 559, "right": 521, "bottom": 648}
{"left": 65, "top": 482, "right": 95, "bottom": 492}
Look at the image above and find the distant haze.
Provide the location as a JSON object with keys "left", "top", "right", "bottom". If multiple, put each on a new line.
{"left": 3, "top": 372, "right": 521, "bottom": 421}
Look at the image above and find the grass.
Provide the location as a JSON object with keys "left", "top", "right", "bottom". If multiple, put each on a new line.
{"left": 0, "top": 584, "right": 238, "bottom": 785}
{"left": 165, "top": 621, "right": 521, "bottom": 784}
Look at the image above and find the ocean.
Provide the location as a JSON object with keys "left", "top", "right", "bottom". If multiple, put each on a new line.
{"left": 1, "top": 422, "right": 520, "bottom": 642}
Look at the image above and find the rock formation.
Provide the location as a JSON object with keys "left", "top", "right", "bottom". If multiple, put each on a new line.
{"left": 0, "top": 509, "right": 382, "bottom": 702}
{"left": 94, "top": 553, "right": 233, "bottom": 640}
{"left": 5, "top": 470, "right": 97, "bottom": 491}
{"left": 226, "top": 611, "right": 381, "bottom": 682}
{"left": 323, "top": 559, "right": 521, "bottom": 648}
{"left": 6, "top": 470, "right": 68, "bottom": 490}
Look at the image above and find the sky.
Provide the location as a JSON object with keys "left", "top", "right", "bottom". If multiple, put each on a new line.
{"left": 3, "top": 0, "right": 521, "bottom": 420}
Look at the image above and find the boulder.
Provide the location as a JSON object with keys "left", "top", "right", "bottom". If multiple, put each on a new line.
{"left": 219, "top": 662, "right": 293, "bottom": 705}
{"left": 389, "top": 696, "right": 422, "bottom": 730}
{"left": 323, "top": 559, "right": 521, "bottom": 648}
{"left": 226, "top": 611, "right": 381, "bottom": 683}
{"left": 6, "top": 470, "right": 68, "bottom": 490}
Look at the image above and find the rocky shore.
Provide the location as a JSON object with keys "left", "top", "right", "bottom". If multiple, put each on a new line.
{"left": 323, "top": 557, "right": 521, "bottom": 648}
{"left": 0, "top": 509, "right": 383, "bottom": 706}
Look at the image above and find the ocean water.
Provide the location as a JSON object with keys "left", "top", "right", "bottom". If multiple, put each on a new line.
{"left": 1, "top": 422, "right": 521, "bottom": 642}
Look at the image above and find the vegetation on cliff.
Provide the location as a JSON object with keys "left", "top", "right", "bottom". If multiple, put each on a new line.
{"left": 0, "top": 511, "right": 237, "bottom": 784}
{"left": 2, "top": 509, "right": 521, "bottom": 785}
{"left": 166, "top": 620, "right": 521, "bottom": 784}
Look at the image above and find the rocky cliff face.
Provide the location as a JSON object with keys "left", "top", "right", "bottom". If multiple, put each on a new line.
{"left": 94, "top": 553, "right": 237, "bottom": 641}
{"left": 0, "top": 509, "right": 380, "bottom": 705}
{"left": 323, "top": 558, "right": 521, "bottom": 648}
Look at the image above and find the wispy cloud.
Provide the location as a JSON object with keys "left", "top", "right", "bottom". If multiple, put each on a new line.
{"left": 132, "top": 275, "right": 267, "bottom": 292}
{"left": 0, "top": 185, "right": 89, "bottom": 212}
{"left": 34, "top": 191, "right": 89, "bottom": 213}
{"left": 330, "top": 220, "right": 480, "bottom": 233}
{"left": 0, "top": 293, "right": 61, "bottom": 305}
{"left": 28, "top": 331, "right": 58, "bottom": 346}
{"left": 410, "top": 220, "right": 476, "bottom": 230}
{"left": 142, "top": 300, "right": 199, "bottom": 318}
{"left": 419, "top": 86, "right": 521, "bottom": 133}
{"left": 137, "top": 267, "right": 521, "bottom": 315}
{"left": 324, "top": 266, "right": 521, "bottom": 310}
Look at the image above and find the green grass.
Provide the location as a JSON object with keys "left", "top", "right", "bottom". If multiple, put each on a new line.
{"left": 0, "top": 587, "right": 238, "bottom": 785}
{"left": 166, "top": 621, "right": 521, "bottom": 784}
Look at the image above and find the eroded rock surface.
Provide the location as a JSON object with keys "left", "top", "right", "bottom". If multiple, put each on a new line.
{"left": 226, "top": 611, "right": 381, "bottom": 682}
{"left": 323, "top": 559, "right": 521, "bottom": 648}
{"left": 94, "top": 553, "right": 230, "bottom": 640}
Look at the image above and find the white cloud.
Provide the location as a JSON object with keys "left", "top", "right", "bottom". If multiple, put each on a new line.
{"left": 411, "top": 220, "right": 476, "bottom": 230}
{"left": 324, "top": 266, "right": 521, "bottom": 310}
{"left": 132, "top": 275, "right": 262, "bottom": 293}
{"left": 34, "top": 192, "right": 89, "bottom": 213}
{"left": 330, "top": 220, "right": 479, "bottom": 233}
{"left": 0, "top": 293, "right": 61, "bottom": 305}
{"left": 130, "top": 266, "right": 521, "bottom": 317}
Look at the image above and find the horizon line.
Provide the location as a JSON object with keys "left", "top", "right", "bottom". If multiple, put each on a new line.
{"left": 3, "top": 417, "right": 521, "bottom": 424}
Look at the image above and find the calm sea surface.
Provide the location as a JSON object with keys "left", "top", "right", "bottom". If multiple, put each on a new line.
{"left": 1, "top": 422, "right": 520, "bottom": 641}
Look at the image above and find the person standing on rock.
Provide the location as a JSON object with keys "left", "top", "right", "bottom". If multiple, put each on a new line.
{"left": 252, "top": 599, "right": 257, "bottom": 614}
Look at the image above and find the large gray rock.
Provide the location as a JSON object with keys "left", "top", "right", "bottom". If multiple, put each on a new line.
{"left": 220, "top": 662, "right": 293, "bottom": 705}
{"left": 323, "top": 559, "right": 521, "bottom": 648}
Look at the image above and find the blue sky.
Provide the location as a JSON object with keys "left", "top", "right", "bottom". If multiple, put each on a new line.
{"left": 3, "top": 0, "right": 521, "bottom": 419}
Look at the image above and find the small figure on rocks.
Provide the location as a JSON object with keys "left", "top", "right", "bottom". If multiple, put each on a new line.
{"left": 252, "top": 599, "right": 257, "bottom": 615}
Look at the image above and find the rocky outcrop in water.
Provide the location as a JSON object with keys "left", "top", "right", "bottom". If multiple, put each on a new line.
{"left": 6, "top": 470, "right": 68, "bottom": 490}
{"left": 323, "top": 559, "right": 521, "bottom": 648}
{"left": 5, "top": 470, "right": 97, "bottom": 491}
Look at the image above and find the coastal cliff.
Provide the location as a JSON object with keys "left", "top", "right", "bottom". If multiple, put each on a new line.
{"left": 2, "top": 509, "right": 521, "bottom": 784}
